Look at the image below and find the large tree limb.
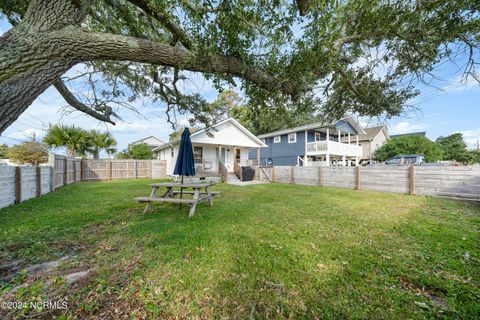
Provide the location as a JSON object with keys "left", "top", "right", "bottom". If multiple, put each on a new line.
{"left": 53, "top": 79, "right": 116, "bottom": 125}
{"left": 51, "top": 27, "right": 301, "bottom": 96}
{"left": 0, "top": 0, "right": 303, "bottom": 134}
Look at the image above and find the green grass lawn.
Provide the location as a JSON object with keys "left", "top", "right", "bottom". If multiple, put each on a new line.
{"left": 0, "top": 179, "right": 479, "bottom": 319}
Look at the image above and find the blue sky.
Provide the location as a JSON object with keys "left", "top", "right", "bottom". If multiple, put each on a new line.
{"left": 1, "top": 17, "right": 479, "bottom": 154}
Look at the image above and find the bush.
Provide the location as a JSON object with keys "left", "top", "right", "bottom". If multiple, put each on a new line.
{"left": 374, "top": 136, "right": 443, "bottom": 162}
{"left": 116, "top": 143, "right": 154, "bottom": 160}
{"left": 8, "top": 141, "right": 48, "bottom": 165}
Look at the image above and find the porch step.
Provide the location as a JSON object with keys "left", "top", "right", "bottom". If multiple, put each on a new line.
{"left": 226, "top": 173, "right": 240, "bottom": 182}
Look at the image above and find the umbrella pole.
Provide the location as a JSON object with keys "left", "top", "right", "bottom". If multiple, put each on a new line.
{"left": 179, "top": 175, "right": 184, "bottom": 209}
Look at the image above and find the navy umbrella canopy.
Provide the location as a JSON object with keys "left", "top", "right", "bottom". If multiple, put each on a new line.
{"left": 174, "top": 128, "right": 195, "bottom": 208}
{"left": 174, "top": 128, "right": 196, "bottom": 177}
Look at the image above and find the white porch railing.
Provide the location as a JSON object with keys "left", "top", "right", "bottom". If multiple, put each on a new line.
{"left": 306, "top": 141, "right": 362, "bottom": 157}
{"left": 194, "top": 159, "right": 214, "bottom": 174}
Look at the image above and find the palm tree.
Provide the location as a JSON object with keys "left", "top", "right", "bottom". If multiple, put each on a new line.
{"left": 86, "top": 130, "right": 117, "bottom": 159}
{"left": 43, "top": 124, "right": 90, "bottom": 157}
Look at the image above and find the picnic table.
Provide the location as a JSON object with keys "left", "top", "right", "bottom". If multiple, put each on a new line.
{"left": 135, "top": 182, "right": 219, "bottom": 217}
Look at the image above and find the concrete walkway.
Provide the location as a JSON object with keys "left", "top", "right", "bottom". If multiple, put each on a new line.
{"left": 225, "top": 179, "right": 270, "bottom": 186}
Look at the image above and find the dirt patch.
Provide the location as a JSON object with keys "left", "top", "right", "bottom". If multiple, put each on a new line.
{"left": 84, "top": 220, "right": 122, "bottom": 235}
{"left": 0, "top": 241, "right": 87, "bottom": 282}
{"left": 399, "top": 277, "right": 448, "bottom": 310}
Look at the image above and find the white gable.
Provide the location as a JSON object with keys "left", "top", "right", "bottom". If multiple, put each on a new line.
{"left": 131, "top": 136, "right": 164, "bottom": 146}
{"left": 191, "top": 119, "right": 263, "bottom": 148}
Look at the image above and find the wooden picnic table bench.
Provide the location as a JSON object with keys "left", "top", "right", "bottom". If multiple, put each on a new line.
{"left": 135, "top": 182, "right": 219, "bottom": 217}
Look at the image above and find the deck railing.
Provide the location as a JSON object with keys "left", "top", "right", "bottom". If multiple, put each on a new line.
{"left": 306, "top": 140, "right": 362, "bottom": 157}
{"left": 233, "top": 161, "right": 243, "bottom": 181}
{"left": 218, "top": 160, "right": 228, "bottom": 181}
{"left": 194, "top": 159, "right": 214, "bottom": 174}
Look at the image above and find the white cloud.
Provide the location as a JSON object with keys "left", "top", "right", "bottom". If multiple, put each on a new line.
{"left": 460, "top": 128, "right": 480, "bottom": 148}
{"left": 108, "top": 121, "right": 156, "bottom": 133}
{"left": 390, "top": 121, "right": 425, "bottom": 135}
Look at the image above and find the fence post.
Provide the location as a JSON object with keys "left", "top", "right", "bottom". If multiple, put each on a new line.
{"left": 15, "top": 166, "right": 21, "bottom": 204}
{"left": 109, "top": 160, "right": 113, "bottom": 180}
{"left": 73, "top": 159, "right": 77, "bottom": 182}
{"left": 355, "top": 166, "right": 360, "bottom": 190}
{"left": 134, "top": 161, "right": 138, "bottom": 179}
{"left": 272, "top": 166, "right": 275, "bottom": 182}
{"left": 50, "top": 166, "right": 54, "bottom": 192}
{"left": 63, "top": 157, "right": 68, "bottom": 186}
{"left": 291, "top": 166, "right": 295, "bottom": 184}
{"left": 81, "top": 159, "right": 84, "bottom": 181}
{"left": 318, "top": 167, "right": 323, "bottom": 186}
{"left": 36, "top": 166, "right": 42, "bottom": 197}
{"left": 409, "top": 165, "right": 416, "bottom": 195}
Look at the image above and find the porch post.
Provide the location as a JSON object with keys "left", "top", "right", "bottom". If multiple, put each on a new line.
{"left": 304, "top": 130, "right": 308, "bottom": 167}
{"left": 233, "top": 146, "right": 237, "bottom": 163}
{"left": 326, "top": 128, "right": 330, "bottom": 141}
{"left": 338, "top": 129, "right": 341, "bottom": 142}
{"left": 348, "top": 133, "right": 351, "bottom": 144}
{"left": 325, "top": 154, "right": 330, "bottom": 167}
{"left": 356, "top": 135, "right": 359, "bottom": 146}
{"left": 355, "top": 156, "right": 360, "bottom": 166}
{"left": 218, "top": 145, "right": 221, "bottom": 172}
{"left": 256, "top": 147, "right": 260, "bottom": 166}
{"left": 342, "top": 155, "right": 346, "bottom": 167}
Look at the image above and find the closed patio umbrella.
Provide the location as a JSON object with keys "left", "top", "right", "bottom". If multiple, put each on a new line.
{"left": 173, "top": 128, "right": 196, "bottom": 208}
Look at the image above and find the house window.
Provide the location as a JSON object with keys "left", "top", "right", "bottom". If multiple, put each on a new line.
{"left": 193, "top": 146, "right": 203, "bottom": 162}
{"left": 288, "top": 133, "right": 296, "bottom": 143}
{"left": 261, "top": 138, "right": 266, "bottom": 144}
{"left": 315, "top": 132, "right": 321, "bottom": 141}
{"left": 273, "top": 136, "right": 281, "bottom": 143}
{"left": 235, "top": 149, "right": 241, "bottom": 163}
{"left": 170, "top": 148, "right": 174, "bottom": 157}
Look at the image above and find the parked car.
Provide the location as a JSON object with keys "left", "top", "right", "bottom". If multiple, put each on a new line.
{"left": 384, "top": 154, "right": 425, "bottom": 166}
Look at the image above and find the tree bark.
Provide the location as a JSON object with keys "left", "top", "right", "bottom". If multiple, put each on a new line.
{"left": 0, "top": 0, "right": 299, "bottom": 134}
{"left": 0, "top": 0, "right": 87, "bottom": 133}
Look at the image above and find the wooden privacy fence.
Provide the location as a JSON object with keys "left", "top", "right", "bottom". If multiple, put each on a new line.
{"left": 49, "top": 155, "right": 167, "bottom": 188}
{"left": 0, "top": 155, "right": 167, "bottom": 210}
{"left": 0, "top": 166, "right": 54, "bottom": 209}
{"left": 257, "top": 165, "right": 480, "bottom": 200}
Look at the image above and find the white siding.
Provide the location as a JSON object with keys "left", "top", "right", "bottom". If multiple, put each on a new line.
{"left": 192, "top": 121, "right": 262, "bottom": 148}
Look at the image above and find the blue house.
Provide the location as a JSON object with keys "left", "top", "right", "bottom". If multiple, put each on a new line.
{"left": 249, "top": 116, "right": 366, "bottom": 167}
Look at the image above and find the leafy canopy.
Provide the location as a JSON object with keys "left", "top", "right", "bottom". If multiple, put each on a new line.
{"left": 436, "top": 133, "right": 480, "bottom": 164}
{"left": 0, "top": 143, "right": 9, "bottom": 158}
{"left": 116, "top": 143, "right": 155, "bottom": 160}
{"left": 373, "top": 135, "right": 443, "bottom": 162}
{"left": 8, "top": 141, "right": 48, "bottom": 165}
{"left": 436, "top": 133, "right": 469, "bottom": 163}
{"left": 86, "top": 129, "right": 117, "bottom": 159}
{"left": 43, "top": 124, "right": 117, "bottom": 158}
{"left": 1, "top": 0, "right": 479, "bottom": 128}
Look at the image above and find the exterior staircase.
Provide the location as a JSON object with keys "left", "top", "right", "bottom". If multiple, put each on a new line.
{"left": 226, "top": 173, "right": 241, "bottom": 183}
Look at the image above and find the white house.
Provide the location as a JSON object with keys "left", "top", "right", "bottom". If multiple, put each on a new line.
{"left": 129, "top": 136, "right": 165, "bottom": 150}
{"left": 153, "top": 118, "right": 266, "bottom": 176}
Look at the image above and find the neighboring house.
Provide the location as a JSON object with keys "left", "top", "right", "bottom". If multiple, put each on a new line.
{"left": 153, "top": 118, "right": 266, "bottom": 176}
{"left": 344, "top": 125, "right": 390, "bottom": 161}
{"left": 129, "top": 136, "right": 165, "bottom": 150}
{"left": 249, "top": 116, "right": 366, "bottom": 167}
{"left": 390, "top": 132, "right": 426, "bottom": 139}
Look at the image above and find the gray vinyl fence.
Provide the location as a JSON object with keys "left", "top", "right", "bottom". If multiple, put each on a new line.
{"left": 0, "top": 154, "right": 167, "bottom": 209}
{"left": 257, "top": 165, "right": 480, "bottom": 200}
